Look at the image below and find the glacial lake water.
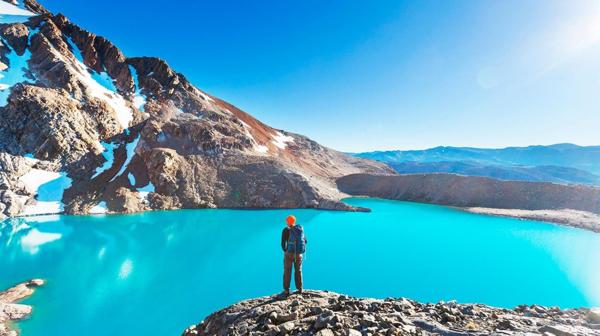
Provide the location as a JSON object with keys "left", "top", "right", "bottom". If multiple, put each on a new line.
{"left": 2, "top": 198, "right": 600, "bottom": 336}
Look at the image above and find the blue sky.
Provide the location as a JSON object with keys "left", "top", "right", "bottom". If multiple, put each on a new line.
{"left": 42, "top": 0, "right": 600, "bottom": 152}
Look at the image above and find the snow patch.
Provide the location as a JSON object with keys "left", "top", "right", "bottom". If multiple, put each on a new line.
{"left": 55, "top": 35, "right": 133, "bottom": 130}
{"left": 240, "top": 120, "right": 269, "bottom": 154}
{"left": 194, "top": 87, "right": 214, "bottom": 103}
{"left": 128, "top": 65, "right": 146, "bottom": 112}
{"left": 89, "top": 201, "right": 108, "bottom": 214}
{"left": 23, "top": 153, "right": 38, "bottom": 164}
{"left": 132, "top": 95, "right": 146, "bottom": 112}
{"left": 271, "top": 131, "right": 294, "bottom": 149}
{"left": 90, "top": 68, "right": 117, "bottom": 92}
{"left": 0, "top": 28, "right": 38, "bottom": 106}
{"left": 255, "top": 145, "right": 269, "bottom": 153}
{"left": 12, "top": 0, "right": 28, "bottom": 10}
{"left": 0, "top": 1, "right": 34, "bottom": 22}
{"left": 64, "top": 36, "right": 84, "bottom": 63}
{"left": 128, "top": 172, "right": 136, "bottom": 186}
{"left": 20, "top": 228, "right": 62, "bottom": 254}
{"left": 137, "top": 182, "right": 155, "bottom": 204}
{"left": 110, "top": 134, "right": 141, "bottom": 182}
{"left": 18, "top": 169, "right": 72, "bottom": 216}
{"left": 92, "top": 141, "right": 117, "bottom": 178}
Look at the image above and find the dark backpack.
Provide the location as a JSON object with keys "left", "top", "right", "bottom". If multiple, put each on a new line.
{"left": 286, "top": 225, "right": 306, "bottom": 254}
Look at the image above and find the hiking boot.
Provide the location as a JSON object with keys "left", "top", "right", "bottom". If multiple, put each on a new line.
{"left": 280, "top": 290, "right": 290, "bottom": 297}
{"left": 295, "top": 289, "right": 303, "bottom": 295}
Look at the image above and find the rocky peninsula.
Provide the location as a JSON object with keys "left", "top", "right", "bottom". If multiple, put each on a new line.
{"left": 182, "top": 290, "right": 600, "bottom": 336}
{"left": 337, "top": 173, "right": 600, "bottom": 233}
{"left": 0, "top": 279, "right": 43, "bottom": 336}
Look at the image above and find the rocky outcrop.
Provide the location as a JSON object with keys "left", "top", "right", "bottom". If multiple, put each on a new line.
{"left": 0, "top": 1, "right": 393, "bottom": 219}
{"left": 182, "top": 290, "right": 600, "bottom": 336}
{"left": 337, "top": 173, "right": 600, "bottom": 231}
{"left": 0, "top": 279, "right": 44, "bottom": 336}
{"left": 465, "top": 207, "right": 600, "bottom": 233}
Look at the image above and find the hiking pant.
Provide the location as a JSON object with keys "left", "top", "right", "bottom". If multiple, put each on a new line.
{"left": 283, "top": 252, "right": 303, "bottom": 291}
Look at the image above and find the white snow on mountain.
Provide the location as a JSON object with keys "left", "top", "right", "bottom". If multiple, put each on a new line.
{"left": 58, "top": 33, "right": 134, "bottom": 130}
{"left": 128, "top": 172, "right": 136, "bottom": 186}
{"left": 271, "top": 131, "right": 294, "bottom": 149}
{"left": 239, "top": 120, "right": 269, "bottom": 154}
{"left": 137, "top": 181, "right": 155, "bottom": 204}
{"left": 129, "top": 65, "right": 146, "bottom": 112}
{"left": 255, "top": 145, "right": 269, "bottom": 153}
{"left": 18, "top": 168, "right": 72, "bottom": 216}
{"left": 110, "top": 134, "right": 141, "bottom": 182}
{"left": 0, "top": 1, "right": 33, "bottom": 18}
{"left": 92, "top": 141, "right": 117, "bottom": 178}
{"left": 89, "top": 201, "right": 108, "bottom": 214}
{"left": 0, "top": 28, "right": 38, "bottom": 106}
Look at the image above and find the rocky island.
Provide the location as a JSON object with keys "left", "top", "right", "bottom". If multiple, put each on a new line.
{"left": 0, "top": 279, "right": 43, "bottom": 336}
{"left": 182, "top": 290, "right": 600, "bottom": 336}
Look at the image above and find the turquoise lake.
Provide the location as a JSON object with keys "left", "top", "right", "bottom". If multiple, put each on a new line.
{"left": 2, "top": 198, "right": 600, "bottom": 335}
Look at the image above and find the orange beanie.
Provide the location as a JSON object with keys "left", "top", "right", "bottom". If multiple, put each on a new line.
{"left": 286, "top": 215, "right": 296, "bottom": 226}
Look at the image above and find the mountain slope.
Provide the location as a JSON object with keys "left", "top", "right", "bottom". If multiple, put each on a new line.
{"left": 0, "top": 0, "right": 392, "bottom": 220}
{"left": 355, "top": 144, "right": 600, "bottom": 185}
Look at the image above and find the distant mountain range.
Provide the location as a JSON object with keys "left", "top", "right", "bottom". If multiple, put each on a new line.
{"left": 354, "top": 144, "right": 600, "bottom": 186}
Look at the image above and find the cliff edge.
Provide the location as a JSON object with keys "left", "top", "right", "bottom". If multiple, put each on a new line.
{"left": 182, "top": 290, "right": 600, "bottom": 336}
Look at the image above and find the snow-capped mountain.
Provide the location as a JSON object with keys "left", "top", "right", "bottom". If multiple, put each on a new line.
{"left": 0, "top": 0, "right": 392, "bottom": 219}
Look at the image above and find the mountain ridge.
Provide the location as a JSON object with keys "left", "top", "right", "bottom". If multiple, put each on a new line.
{"left": 354, "top": 143, "right": 600, "bottom": 186}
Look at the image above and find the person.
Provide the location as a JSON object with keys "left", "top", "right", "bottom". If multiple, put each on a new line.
{"left": 281, "top": 215, "right": 307, "bottom": 296}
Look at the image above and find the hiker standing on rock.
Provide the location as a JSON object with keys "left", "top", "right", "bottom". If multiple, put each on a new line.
{"left": 281, "top": 215, "right": 307, "bottom": 295}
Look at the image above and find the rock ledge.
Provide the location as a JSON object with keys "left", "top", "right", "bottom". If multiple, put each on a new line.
{"left": 182, "top": 290, "right": 600, "bottom": 336}
{"left": 0, "top": 279, "right": 44, "bottom": 336}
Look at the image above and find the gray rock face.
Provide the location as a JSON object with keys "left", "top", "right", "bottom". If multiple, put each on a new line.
{"left": 0, "top": 3, "right": 393, "bottom": 219}
{"left": 182, "top": 290, "right": 600, "bottom": 336}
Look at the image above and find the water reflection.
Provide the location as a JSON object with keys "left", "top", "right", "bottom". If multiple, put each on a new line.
{"left": 20, "top": 229, "right": 62, "bottom": 254}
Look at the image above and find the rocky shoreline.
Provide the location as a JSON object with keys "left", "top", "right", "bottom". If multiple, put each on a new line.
{"left": 0, "top": 279, "right": 44, "bottom": 336}
{"left": 337, "top": 173, "right": 600, "bottom": 234}
{"left": 464, "top": 207, "right": 600, "bottom": 233}
{"left": 182, "top": 290, "right": 600, "bottom": 336}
